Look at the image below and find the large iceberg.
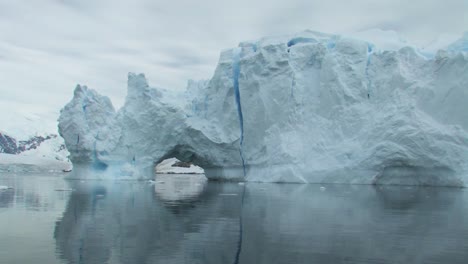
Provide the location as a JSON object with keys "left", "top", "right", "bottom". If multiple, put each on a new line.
{"left": 59, "top": 30, "right": 468, "bottom": 186}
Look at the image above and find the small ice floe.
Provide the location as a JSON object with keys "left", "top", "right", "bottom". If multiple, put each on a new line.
{"left": 148, "top": 180, "right": 156, "bottom": 184}
{"left": 96, "top": 194, "right": 105, "bottom": 198}
{"left": 63, "top": 168, "right": 72, "bottom": 173}
{"left": 219, "top": 193, "right": 238, "bottom": 196}
{"left": 238, "top": 182, "right": 245, "bottom": 185}
{"left": 55, "top": 188, "right": 73, "bottom": 192}
{"left": 0, "top": 185, "right": 13, "bottom": 190}
{"left": 320, "top": 186, "right": 326, "bottom": 191}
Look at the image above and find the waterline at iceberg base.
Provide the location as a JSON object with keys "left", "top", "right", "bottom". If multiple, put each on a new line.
{"left": 58, "top": 31, "right": 468, "bottom": 186}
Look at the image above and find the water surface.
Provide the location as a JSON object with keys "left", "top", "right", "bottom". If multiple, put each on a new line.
{"left": 1, "top": 173, "right": 468, "bottom": 264}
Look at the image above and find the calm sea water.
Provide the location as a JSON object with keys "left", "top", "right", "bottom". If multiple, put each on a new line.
{"left": 1, "top": 173, "right": 468, "bottom": 264}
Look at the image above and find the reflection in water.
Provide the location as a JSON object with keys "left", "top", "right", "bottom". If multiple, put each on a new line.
{"left": 239, "top": 184, "right": 466, "bottom": 264}
{"left": 54, "top": 175, "right": 242, "bottom": 264}
{"left": 53, "top": 177, "right": 468, "bottom": 264}
{"left": 233, "top": 184, "right": 246, "bottom": 264}
{"left": 0, "top": 174, "right": 68, "bottom": 210}
{"left": 2, "top": 174, "right": 468, "bottom": 264}
{"left": 0, "top": 174, "right": 70, "bottom": 264}
{"left": 154, "top": 174, "right": 207, "bottom": 205}
{"left": 0, "top": 188, "right": 14, "bottom": 208}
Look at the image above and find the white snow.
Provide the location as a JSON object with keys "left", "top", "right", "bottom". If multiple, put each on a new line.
{"left": 155, "top": 158, "right": 204, "bottom": 174}
{"left": 58, "top": 30, "right": 468, "bottom": 186}
{"left": 0, "top": 107, "right": 71, "bottom": 173}
{"left": 18, "top": 134, "right": 69, "bottom": 162}
{"left": 0, "top": 135, "right": 71, "bottom": 173}
{"left": 0, "top": 153, "right": 70, "bottom": 173}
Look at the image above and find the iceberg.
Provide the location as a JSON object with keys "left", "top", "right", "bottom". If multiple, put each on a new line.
{"left": 58, "top": 30, "right": 468, "bottom": 186}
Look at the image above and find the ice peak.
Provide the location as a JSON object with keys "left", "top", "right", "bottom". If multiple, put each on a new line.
{"left": 126, "top": 72, "right": 151, "bottom": 101}
{"left": 127, "top": 72, "right": 148, "bottom": 89}
{"left": 73, "top": 84, "right": 88, "bottom": 97}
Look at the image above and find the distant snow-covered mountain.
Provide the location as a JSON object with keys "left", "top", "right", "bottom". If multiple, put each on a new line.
{"left": 0, "top": 132, "right": 62, "bottom": 155}
{"left": 0, "top": 111, "right": 71, "bottom": 173}
{"left": 0, "top": 131, "right": 70, "bottom": 173}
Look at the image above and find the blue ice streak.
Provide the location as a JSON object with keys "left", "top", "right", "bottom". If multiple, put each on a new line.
{"left": 365, "top": 44, "right": 374, "bottom": 99}
{"left": 232, "top": 47, "right": 246, "bottom": 177}
{"left": 287, "top": 37, "right": 317, "bottom": 47}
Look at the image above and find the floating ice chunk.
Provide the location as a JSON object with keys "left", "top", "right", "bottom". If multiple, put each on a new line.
{"left": 55, "top": 188, "right": 73, "bottom": 191}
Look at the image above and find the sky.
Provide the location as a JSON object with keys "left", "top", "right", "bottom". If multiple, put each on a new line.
{"left": 0, "top": 0, "right": 467, "bottom": 135}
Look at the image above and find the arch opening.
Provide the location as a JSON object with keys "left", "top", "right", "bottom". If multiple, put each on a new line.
{"left": 153, "top": 144, "right": 214, "bottom": 178}
{"left": 153, "top": 158, "right": 208, "bottom": 204}
{"left": 155, "top": 157, "right": 205, "bottom": 175}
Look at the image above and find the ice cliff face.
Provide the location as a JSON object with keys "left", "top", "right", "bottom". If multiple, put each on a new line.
{"left": 59, "top": 31, "right": 468, "bottom": 186}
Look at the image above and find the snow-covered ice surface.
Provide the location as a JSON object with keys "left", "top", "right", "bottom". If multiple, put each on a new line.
{"left": 155, "top": 158, "right": 204, "bottom": 174}
{"left": 59, "top": 30, "right": 468, "bottom": 186}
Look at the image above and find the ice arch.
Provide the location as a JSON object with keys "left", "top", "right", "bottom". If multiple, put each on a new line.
{"left": 58, "top": 73, "right": 246, "bottom": 181}
{"left": 59, "top": 31, "right": 468, "bottom": 185}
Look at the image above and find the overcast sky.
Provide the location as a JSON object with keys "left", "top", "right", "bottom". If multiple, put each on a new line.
{"left": 0, "top": 0, "right": 467, "bottom": 133}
